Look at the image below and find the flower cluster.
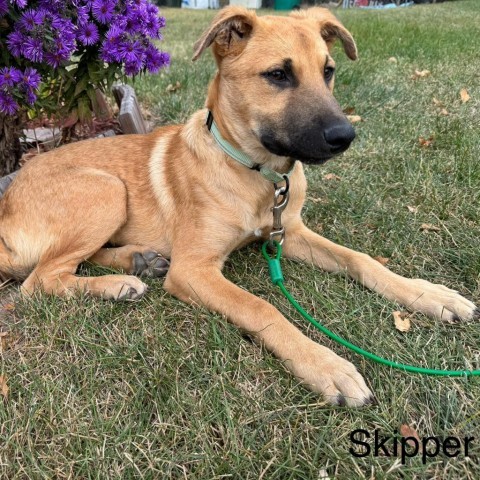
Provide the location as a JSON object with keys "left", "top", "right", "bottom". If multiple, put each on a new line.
{"left": 0, "top": 0, "right": 169, "bottom": 116}
{"left": 0, "top": 66, "right": 41, "bottom": 115}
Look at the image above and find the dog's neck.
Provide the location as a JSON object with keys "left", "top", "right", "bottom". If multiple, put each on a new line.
{"left": 205, "top": 110, "right": 295, "bottom": 183}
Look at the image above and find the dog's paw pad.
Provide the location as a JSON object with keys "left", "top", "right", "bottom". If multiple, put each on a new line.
{"left": 133, "top": 251, "right": 169, "bottom": 278}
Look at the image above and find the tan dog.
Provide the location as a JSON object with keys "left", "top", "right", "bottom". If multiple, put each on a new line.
{"left": 0, "top": 7, "right": 477, "bottom": 406}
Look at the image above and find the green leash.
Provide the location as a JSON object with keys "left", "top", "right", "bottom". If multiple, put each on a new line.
{"left": 262, "top": 240, "right": 480, "bottom": 378}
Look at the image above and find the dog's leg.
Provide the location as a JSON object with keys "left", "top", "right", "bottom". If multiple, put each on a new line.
{"left": 282, "top": 222, "right": 478, "bottom": 322}
{"left": 22, "top": 257, "right": 147, "bottom": 300}
{"left": 89, "top": 245, "right": 169, "bottom": 278}
{"left": 16, "top": 170, "right": 148, "bottom": 300}
{"left": 164, "top": 263, "right": 374, "bottom": 407}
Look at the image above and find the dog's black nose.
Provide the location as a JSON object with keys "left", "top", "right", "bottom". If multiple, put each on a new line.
{"left": 324, "top": 123, "right": 356, "bottom": 153}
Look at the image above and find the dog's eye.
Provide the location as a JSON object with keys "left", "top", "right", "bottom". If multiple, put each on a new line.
{"left": 324, "top": 66, "right": 335, "bottom": 82}
{"left": 267, "top": 69, "right": 287, "bottom": 82}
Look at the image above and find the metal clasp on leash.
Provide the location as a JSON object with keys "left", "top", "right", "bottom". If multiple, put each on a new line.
{"left": 269, "top": 176, "right": 289, "bottom": 247}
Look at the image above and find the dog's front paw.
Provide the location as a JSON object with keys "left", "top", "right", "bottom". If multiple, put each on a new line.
{"left": 290, "top": 343, "right": 375, "bottom": 407}
{"left": 404, "top": 279, "right": 478, "bottom": 322}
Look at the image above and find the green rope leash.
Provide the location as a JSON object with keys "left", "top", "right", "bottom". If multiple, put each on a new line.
{"left": 262, "top": 240, "right": 480, "bottom": 377}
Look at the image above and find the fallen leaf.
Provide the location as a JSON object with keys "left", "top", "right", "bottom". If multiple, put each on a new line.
{"left": 432, "top": 97, "right": 444, "bottom": 107}
{"left": 347, "top": 115, "right": 362, "bottom": 124}
{"left": 388, "top": 57, "right": 398, "bottom": 63}
{"left": 418, "top": 135, "right": 434, "bottom": 147}
{"left": 399, "top": 424, "right": 422, "bottom": 451}
{"left": 343, "top": 106, "right": 356, "bottom": 115}
{"left": 318, "top": 469, "right": 331, "bottom": 480}
{"left": 374, "top": 256, "right": 390, "bottom": 266}
{"left": 393, "top": 311, "right": 411, "bottom": 332}
{"left": 407, "top": 205, "right": 418, "bottom": 213}
{"left": 460, "top": 88, "right": 470, "bottom": 103}
{"left": 2, "top": 303, "right": 15, "bottom": 311}
{"left": 0, "top": 331, "right": 14, "bottom": 352}
{"left": 0, "top": 376, "right": 9, "bottom": 399}
{"left": 166, "top": 81, "right": 181, "bottom": 93}
{"left": 420, "top": 223, "right": 441, "bottom": 232}
{"left": 439, "top": 108, "right": 449, "bottom": 116}
{"left": 411, "top": 69, "right": 431, "bottom": 80}
{"left": 323, "top": 173, "right": 341, "bottom": 181}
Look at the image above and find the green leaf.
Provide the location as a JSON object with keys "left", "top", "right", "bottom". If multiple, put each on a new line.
{"left": 74, "top": 77, "right": 88, "bottom": 98}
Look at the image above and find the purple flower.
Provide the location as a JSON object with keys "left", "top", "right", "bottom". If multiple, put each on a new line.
{"left": 92, "top": 0, "right": 116, "bottom": 24}
{"left": 19, "top": 9, "right": 45, "bottom": 31}
{"left": 0, "top": 67, "right": 22, "bottom": 88}
{"left": 25, "top": 90, "right": 37, "bottom": 105}
{"left": 100, "top": 44, "right": 120, "bottom": 63}
{"left": 51, "top": 14, "right": 75, "bottom": 32}
{"left": 146, "top": 2, "right": 158, "bottom": 15}
{"left": 144, "top": 14, "right": 161, "bottom": 39}
{"left": 44, "top": 36, "right": 75, "bottom": 68}
{"left": 76, "top": 5, "right": 90, "bottom": 25}
{"left": 124, "top": 60, "right": 143, "bottom": 76}
{"left": 144, "top": 44, "right": 169, "bottom": 73}
{"left": 100, "top": 25, "right": 125, "bottom": 62}
{"left": 122, "top": 2, "right": 147, "bottom": 35}
{"left": 6, "top": 31, "right": 25, "bottom": 57}
{"left": 22, "top": 37, "right": 44, "bottom": 62}
{"left": 0, "top": 92, "right": 19, "bottom": 115}
{"left": 118, "top": 40, "right": 144, "bottom": 64}
{"left": 21, "top": 67, "right": 41, "bottom": 91}
{"left": 77, "top": 22, "right": 100, "bottom": 46}
{"left": 0, "top": 0, "right": 9, "bottom": 17}
{"left": 158, "top": 51, "right": 170, "bottom": 69}
{"left": 37, "top": 0, "right": 64, "bottom": 12}
{"left": 44, "top": 52, "right": 64, "bottom": 68}
{"left": 10, "top": 0, "right": 27, "bottom": 9}
{"left": 105, "top": 24, "right": 124, "bottom": 44}
{"left": 55, "top": 34, "right": 76, "bottom": 56}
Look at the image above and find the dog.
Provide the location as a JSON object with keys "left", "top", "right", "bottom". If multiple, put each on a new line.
{"left": 0, "top": 7, "right": 478, "bottom": 407}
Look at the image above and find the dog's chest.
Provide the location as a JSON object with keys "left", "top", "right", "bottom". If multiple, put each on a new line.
{"left": 235, "top": 205, "right": 275, "bottom": 246}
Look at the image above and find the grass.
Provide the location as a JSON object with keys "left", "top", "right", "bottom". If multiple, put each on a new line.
{"left": 1, "top": 1, "right": 480, "bottom": 478}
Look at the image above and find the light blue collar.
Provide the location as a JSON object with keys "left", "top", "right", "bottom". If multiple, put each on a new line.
{"left": 206, "top": 111, "right": 295, "bottom": 184}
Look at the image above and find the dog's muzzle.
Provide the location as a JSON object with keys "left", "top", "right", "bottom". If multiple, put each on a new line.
{"left": 260, "top": 118, "right": 356, "bottom": 165}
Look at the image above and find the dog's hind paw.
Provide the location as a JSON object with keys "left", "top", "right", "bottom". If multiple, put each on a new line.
{"left": 95, "top": 275, "right": 148, "bottom": 301}
{"left": 133, "top": 251, "right": 170, "bottom": 278}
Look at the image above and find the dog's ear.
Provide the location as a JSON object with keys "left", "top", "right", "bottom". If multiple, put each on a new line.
{"left": 290, "top": 8, "right": 357, "bottom": 60}
{"left": 192, "top": 6, "right": 256, "bottom": 61}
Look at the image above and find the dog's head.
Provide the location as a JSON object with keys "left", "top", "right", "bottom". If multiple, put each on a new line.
{"left": 193, "top": 6, "right": 357, "bottom": 166}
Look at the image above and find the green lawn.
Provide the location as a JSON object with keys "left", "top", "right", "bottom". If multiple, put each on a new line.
{"left": 1, "top": 1, "right": 480, "bottom": 478}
